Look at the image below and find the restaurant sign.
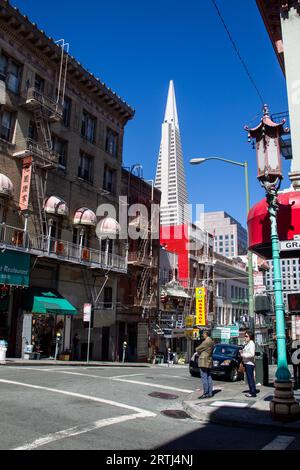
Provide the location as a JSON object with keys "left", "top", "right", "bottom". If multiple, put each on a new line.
{"left": 0, "top": 250, "right": 30, "bottom": 286}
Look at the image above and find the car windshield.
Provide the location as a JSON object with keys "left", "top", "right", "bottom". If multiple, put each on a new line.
{"left": 213, "top": 345, "right": 237, "bottom": 357}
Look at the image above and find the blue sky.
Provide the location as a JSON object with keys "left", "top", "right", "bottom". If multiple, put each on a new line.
{"left": 13, "top": 0, "right": 289, "bottom": 228}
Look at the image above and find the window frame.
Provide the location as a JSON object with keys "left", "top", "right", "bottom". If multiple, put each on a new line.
{"left": 81, "top": 110, "right": 96, "bottom": 144}
{"left": 78, "top": 151, "right": 93, "bottom": 184}
{"left": 0, "top": 108, "right": 15, "bottom": 142}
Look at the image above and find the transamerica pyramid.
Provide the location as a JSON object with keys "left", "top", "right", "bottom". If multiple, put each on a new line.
{"left": 155, "top": 80, "right": 189, "bottom": 226}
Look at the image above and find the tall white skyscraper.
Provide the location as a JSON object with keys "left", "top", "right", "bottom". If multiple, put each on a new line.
{"left": 155, "top": 80, "right": 189, "bottom": 226}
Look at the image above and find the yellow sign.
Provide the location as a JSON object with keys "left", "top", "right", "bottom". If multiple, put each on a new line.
{"left": 185, "top": 315, "right": 194, "bottom": 328}
{"left": 195, "top": 287, "right": 206, "bottom": 326}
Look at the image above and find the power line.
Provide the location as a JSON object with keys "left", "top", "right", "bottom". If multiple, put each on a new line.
{"left": 211, "top": 0, "right": 265, "bottom": 107}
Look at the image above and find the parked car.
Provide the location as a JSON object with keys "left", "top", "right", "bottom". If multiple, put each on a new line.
{"left": 189, "top": 343, "right": 243, "bottom": 382}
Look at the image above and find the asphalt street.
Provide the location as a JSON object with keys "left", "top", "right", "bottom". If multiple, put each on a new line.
{"left": 0, "top": 364, "right": 299, "bottom": 451}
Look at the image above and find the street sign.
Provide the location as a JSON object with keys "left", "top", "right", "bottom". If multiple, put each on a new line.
{"left": 185, "top": 315, "right": 194, "bottom": 328}
{"left": 83, "top": 303, "right": 92, "bottom": 322}
{"left": 280, "top": 240, "right": 300, "bottom": 251}
{"left": 195, "top": 287, "right": 206, "bottom": 327}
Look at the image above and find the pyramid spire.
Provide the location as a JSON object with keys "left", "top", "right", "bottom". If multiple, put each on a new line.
{"left": 164, "top": 80, "right": 179, "bottom": 128}
{"left": 155, "top": 80, "right": 189, "bottom": 226}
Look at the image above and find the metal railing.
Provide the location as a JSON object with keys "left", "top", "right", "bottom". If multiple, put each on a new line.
{"left": 13, "top": 138, "right": 59, "bottom": 167}
{"left": 23, "top": 87, "right": 63, "bottom": 118}
{"left": 0, "top": 223, "right": 127, "bottom": 273}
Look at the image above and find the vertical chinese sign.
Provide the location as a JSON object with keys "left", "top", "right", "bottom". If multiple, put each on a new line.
{"left": 195, "top": 287, "right": 206, "bottom": 327}
{"left": 19, "top": 156, "right": 32, "bottom": 212}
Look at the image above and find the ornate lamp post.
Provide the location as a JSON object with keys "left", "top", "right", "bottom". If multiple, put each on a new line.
{"left": 246, "top": 105, "right": 300, "bottom": 421}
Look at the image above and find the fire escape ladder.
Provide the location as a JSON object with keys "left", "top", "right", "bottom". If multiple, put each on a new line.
{"left": 137, "top": 267, "right": 150, "bottom": 305}
{"left": 137, "top": 237, "right": 149, "bottom": 263}
{"left": 32, "top": 165, "right": 48, "bottom": 237}
{"left": 34, "top": 107, "right": 53, "bottom": 152}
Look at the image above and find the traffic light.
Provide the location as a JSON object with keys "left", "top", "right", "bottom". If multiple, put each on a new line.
{"left": 288, "top": 293, "right": 300, "bottom": 313}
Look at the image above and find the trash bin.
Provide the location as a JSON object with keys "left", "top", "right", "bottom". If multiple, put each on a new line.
{"left": 255, "top": 347, "right": 269, "bottom": 386}
{"left": 0, "top": 340, "right": 8, "bottom": 363}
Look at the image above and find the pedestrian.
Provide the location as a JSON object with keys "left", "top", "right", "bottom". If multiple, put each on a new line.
{"left": 291, "top": 339, "right": 300, "bottom": 390}
{"left": 241, "top": 330, "right": 257, "bottom": 397}
{"left": 196, "top": 330, "right": 214, "bottom": 399}
{"left": 72, "top": 333, "right": 80, "bottom": 361}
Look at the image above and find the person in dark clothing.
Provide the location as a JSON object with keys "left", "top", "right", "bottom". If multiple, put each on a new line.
{"left": 291, "top": 340, "right": 300, "bottom": 390}
{"left": 72, "top": 333, "right": 80, "bottom": 360}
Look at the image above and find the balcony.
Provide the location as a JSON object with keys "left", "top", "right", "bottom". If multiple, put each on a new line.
{"left": 22, "top": 88, "right": 63, "bottom": 121}
{"left": 0, "top": 224, "right": 127, "bottom": 274}
{"left": 13, "top": 138, "right": 59, "bottom": 168}
{"left": 127, "top": 252, "right": 158, "bottom": 268}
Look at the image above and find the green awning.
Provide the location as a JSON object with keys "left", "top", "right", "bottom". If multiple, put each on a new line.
{"left": 22, "top": 287, "right": 78, "bottom": 315}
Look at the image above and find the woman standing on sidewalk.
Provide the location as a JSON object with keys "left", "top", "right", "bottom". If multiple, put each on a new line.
{"left": 196, "top": 330, "right": 214, "bottom": 399}
{"left": 241, "top": 331, "right": 256, "bottom": 398}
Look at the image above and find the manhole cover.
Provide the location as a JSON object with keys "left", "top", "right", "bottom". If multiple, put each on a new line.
{"left": 161, "top": 410, "right": 190, "bottom": 419}
{"left": 148, "top": 392, "right": 178, "bottom": 400}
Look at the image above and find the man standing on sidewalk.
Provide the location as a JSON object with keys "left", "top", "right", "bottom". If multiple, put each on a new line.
{"left": 196, "top": 330, "right": 214, "bottom": 399}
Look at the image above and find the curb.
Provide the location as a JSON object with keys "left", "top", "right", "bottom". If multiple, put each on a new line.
{"left": 182, "top": 400, "right": 300, "bottom": 433}
{"left": 2, "top": 360, "right": 151, "bottom": 368}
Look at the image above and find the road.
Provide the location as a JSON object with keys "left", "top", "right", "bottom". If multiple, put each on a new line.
{"left": 0, "top": 364, "right": 299, "bottom": 451}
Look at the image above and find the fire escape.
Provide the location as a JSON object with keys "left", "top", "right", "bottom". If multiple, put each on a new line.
{"left": 13, "top": 39, "right": 69, "bottom": 237}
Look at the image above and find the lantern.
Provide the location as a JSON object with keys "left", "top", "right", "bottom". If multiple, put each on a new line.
{"left": 245, "top": 105, "right": 289, "bottom": 183}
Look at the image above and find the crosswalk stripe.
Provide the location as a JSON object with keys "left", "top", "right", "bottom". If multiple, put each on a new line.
{"left": 262, "top": 435, "right": 295, "bottom": 450}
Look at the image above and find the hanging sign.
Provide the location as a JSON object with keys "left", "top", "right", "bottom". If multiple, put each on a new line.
{"left": 19, "top": 156, "right": 32, "bottom": 212}
{"left": 195, "top": 287, "right": 206, "bottom": 327}
{"left": 83, "top": 303, "right": 92, "bottom": 322}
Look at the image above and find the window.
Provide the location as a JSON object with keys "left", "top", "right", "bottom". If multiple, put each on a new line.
{"left": 34, "top": 74, "right": 45, "bottom": 92}
{"left": 28, "top": 120, "right": 38, "bottom": 141}
{"left": 0, "top": 53, "right": 8, "bottom": 81}
{"left": 62, "top": 97, "right": 72, "bottom": 127}
{"left": 103, "top": 165, "right": 116, "bottom": 193}
{"left": 105, "top": 128, "right": 118, "bottom": 157}
{"left": 53, "top": 135, "right": 67, "bottom": 168}
{"left": 0, "top": 109, "right": 14, "bottom": 142}
{"left": 81, "top": 111, "right": 96, "bottom": 143}
{"left": 0, "top": 52, "right": 21, "bottom": 93}
{"left": 103, "top": 287, "right": 113, "bottom": 309}
{"left": 7, "top": 61, "right": 21, "bottom": 93}
{"left": 78, "top": 152, "right": 93, "bottom": 183}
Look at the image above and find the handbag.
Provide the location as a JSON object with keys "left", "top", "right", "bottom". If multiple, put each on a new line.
{"left": 238, "top": 362, "right": 245, "bottom": 374}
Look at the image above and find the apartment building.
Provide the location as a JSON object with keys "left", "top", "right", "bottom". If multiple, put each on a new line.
{"left": 0, "top": 1, "right": 134, "bottom": 359}
{"left": 204, "top": 211, "right": 248, "bottom": 258}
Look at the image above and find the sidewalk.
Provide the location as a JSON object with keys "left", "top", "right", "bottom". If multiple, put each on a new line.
{"left": 2, "top": 357, "right": 151, "bottom": 367}
{"left": 183, "top": 374, "right": 300, "bottom": 432}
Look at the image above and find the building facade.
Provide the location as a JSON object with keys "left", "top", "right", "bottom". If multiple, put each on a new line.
{"left": 0, "top": 1, "right": 134, "bottom": 359}
{"left": 204, "top": 211, "right": 248, "bottom": 258}
{"left": 116, "top": 168, "right": 161, "bottom": 362}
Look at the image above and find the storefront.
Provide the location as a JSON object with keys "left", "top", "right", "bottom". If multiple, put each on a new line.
{"left": 21, "top": 287, "right": 78, "bottom": 359}
{"left": 0, "top": 250, "right": 30, "bottom": 350}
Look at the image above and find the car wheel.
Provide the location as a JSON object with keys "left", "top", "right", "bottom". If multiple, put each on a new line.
{"left": 229, "top": 367, "right": 238, "bottom": 382}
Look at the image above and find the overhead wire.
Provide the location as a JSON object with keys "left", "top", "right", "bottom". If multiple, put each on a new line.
{"left": 211, "top": 0, "right": 265, "bottom": 107}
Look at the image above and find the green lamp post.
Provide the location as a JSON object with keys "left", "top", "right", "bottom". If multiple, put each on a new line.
{"left": 189, "top": 157, "right": 255, "bottom": 333}
{"left": 246, "top": 105, "right": 300, "bottom": 421}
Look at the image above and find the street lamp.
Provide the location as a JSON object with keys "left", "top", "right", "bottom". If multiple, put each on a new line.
{"left": 245, "top": 104, "right": 300, "bottom": 421}
{"left": 189, "top": 156, "right": 254, "bottom": 333}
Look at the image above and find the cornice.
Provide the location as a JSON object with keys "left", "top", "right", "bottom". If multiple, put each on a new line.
{"left": 0, "top": 0, "right": 135, "bottom": 124}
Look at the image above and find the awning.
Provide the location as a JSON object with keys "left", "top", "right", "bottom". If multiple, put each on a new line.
{"left": 44, "top": 195, "right": 69, "bottom": 216}
{"left": 0, "top": 173, "right": 13, "bottom": 198}
{"left": 73, "top": 207, "right": 97, "bottom": 226}
{"left": 166, "top": 288, "right": 190, "bottom": 299}
{"left": 22, "top": 287, "right": 78, "bottom": 315}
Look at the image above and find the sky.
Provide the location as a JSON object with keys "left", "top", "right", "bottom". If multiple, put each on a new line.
{"left": 12, "top": 0, "right": 289, "bottom": 228}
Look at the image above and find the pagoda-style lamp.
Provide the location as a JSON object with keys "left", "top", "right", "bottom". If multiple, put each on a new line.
{"left": 245, "top": 105, "right": 300, "bottom": 421}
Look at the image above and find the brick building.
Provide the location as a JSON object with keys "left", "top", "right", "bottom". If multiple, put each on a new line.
{"left": 116, "top": 168, "right": 161, "bottom": 362}
{"left": 0, "top": 1, "right": 134, "bottom": 359}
